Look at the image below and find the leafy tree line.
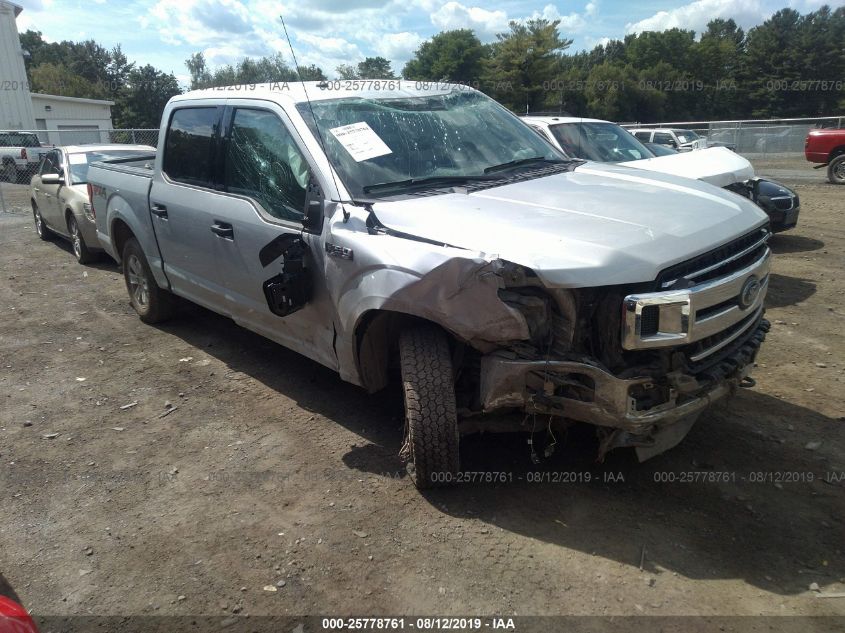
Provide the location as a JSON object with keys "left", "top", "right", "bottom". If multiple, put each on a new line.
{"left": 401, "top": 6, "right": 845, "bottom": 120}
{"left": 20, "top": 31, "right": 182, "bottom": 128}
{"left": 19, "top": 4, "right": 844, "bottom": 127}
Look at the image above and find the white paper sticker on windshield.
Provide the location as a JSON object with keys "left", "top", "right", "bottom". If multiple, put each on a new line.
{"left": 68, "top": 153, "right": 88, "bottom": 165}
{"left": 329, "top": 122, "right": 392, "bottom": 162}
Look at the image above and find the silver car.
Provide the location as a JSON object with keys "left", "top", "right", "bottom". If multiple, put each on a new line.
{"left": 30, "top": 145, "right": 154, "bottom": 263}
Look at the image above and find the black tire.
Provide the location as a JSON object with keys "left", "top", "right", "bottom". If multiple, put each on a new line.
{"left": 67, "top": 214, "right": 96, "bottom": 264}
{"left": 399, "top": 325, "right": 460, "bottom": 488}
{"left": 1, "top": 161, "right": 16, "bottom": 183}
{"left": 122, "top": 237, "right": 173, "bottom": 324}
{"left": 32, "top": 203, "right": 52, "bottom": 241}
{"left": 828, "top": 155, "right": 845, "bottom": 185}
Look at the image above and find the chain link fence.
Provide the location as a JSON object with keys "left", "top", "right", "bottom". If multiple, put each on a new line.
{"left": 1, "top": 129, "right": 159, "bottom": 213}
{"left": 622, "top": 116, "right": 844, "bottom": 157}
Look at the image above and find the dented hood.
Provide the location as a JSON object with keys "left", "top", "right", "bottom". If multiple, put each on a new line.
{"left": 370, "top": 162, "right": 769, "bottom": 288}
{"left": 619, "top": 146, "right": 754, "bottom": 187}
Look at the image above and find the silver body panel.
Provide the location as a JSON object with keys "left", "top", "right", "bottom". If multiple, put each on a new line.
{"left": 87, "top": 83, "right": 771, "bottom": 447}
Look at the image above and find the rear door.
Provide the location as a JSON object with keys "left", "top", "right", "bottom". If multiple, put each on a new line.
{"left": 652, "top": 131, "right": 676, "bottom": 149}
{"left": 149, "top": 104, "right": 228, "bottom": 312}
{"left": 203, "top": 102, "right": 337, "bottom": 369}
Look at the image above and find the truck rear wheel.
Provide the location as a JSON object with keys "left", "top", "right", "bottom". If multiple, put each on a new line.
{"left": 2, "top": 161, "right": 15, "bottom": 183}
{"left": 399, "top": 325, "right": 460, "bottom": 488}
{"left": 828, "top": 155, "right": 845, "bottom": 185}
{"left": 122, "top": 237, "right": 173, "bottom": 324}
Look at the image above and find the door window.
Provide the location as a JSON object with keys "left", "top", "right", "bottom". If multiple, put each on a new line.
{"left": 40, "top": 150, "right": 61, "bottom": 175}
{"left": 653, "top": 132, "right": 676, "bottom": 146}
{"left": 163, "top": 107, "right": 219, "bottom": 186}
{"left": 223, "top": 108, "right": 310, "bottom": 222}
{"left": 634, "top": 131, "right": 651, "bottom": 142}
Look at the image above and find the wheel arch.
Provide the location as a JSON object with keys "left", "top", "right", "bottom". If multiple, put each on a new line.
{"left": 828, "top": 145, "right": 845, "bottom": 161}
{"left": 354, "top": 309, "right": 456, "bottom": 393}
{"left": 110, "top": 218, "right": 135, "bottom": 264}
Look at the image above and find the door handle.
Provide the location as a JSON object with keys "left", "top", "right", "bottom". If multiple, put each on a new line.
{"left": 210, "top": 222, "right": 234, "bottom": 239}
{"left": 150, "top": 203, "right": 168, "bottom": 218}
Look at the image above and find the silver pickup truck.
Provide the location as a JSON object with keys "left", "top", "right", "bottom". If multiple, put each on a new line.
{"left": 88, "top": 82, "right": 772, "bottom": 487}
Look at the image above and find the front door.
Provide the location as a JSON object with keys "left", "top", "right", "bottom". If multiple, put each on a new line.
{"left": 35, "top": 150, "right": 64, "bottom": 230}
{"left": 207, "top": 104, "right": 337, "bottom": 369}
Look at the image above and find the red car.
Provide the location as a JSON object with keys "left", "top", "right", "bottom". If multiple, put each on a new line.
{"left": 805, "top": 128, "right": 845, "bottom": 184}
{"left": 0, "top": 596, "right": 38, "bottom": 633}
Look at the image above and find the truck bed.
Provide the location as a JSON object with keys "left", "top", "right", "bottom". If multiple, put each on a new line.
{"left": 88, "top": 154, "right": 158, "bottom": 265}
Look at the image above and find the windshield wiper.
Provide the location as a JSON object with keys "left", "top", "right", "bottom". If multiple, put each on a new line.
{"left": 483, "top": 156, "right": 567, "bottom": 174}
{"left": 362, "top": 174, "right": 496, "bottom": 194}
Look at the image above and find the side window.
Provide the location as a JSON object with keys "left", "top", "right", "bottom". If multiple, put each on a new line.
{"left": 653, "top": 132, "right": 675, "bottom": 146}
{"left": 163, "top": 107, "right": 218, "bottom": 186}
{"left": 40, "top": 151, "right": 60, "bottom": 175}
{"left": 634, "top": 131, "right": 651, "bottom": 142}
{"left": 223, "top": 108, "right": 311, "bottom": 222}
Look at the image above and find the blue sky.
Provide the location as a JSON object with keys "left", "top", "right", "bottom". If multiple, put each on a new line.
{"left": 13, "top": 0, "right": 843, "bottom": 86}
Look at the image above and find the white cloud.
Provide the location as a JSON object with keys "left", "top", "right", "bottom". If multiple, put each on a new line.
{"left": 529, "top": 4, "right": 588, "bottom": 32}
{"left": 625, "top": 0, "right": 769, "bottom": 34}
{"left": 583, "top": 34, "right": 611, "bottom": 48}
{"left": 376, "top": 31, "right": 424, "bottom": 60}
{"left": 430, "top": 1, "right": 509, "bottom": 36}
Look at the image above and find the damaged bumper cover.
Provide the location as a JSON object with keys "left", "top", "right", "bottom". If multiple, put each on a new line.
{"left": 479, "top": 317, "right": 769, "bottom": 436}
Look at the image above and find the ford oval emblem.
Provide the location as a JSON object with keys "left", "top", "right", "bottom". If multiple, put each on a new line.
{"left": 739, "top": 276, "right": 761, "bottom": 309}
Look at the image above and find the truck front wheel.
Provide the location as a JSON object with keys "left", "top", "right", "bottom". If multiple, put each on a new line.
{"left": 828, "top": 155, "right": 845, "bottom": 185}
{"left": 122, "top": 237, "right": 173, "bottom": 324}
{"left": 398, "top": 325, "right": 460, "bottom": 488}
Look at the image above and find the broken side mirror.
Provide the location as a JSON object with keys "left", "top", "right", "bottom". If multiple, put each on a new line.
{"left": 261, "top": 234, "right": 312, "bottom": 317}
{"left": 302, "top": 176, "right": 324, "bottom": 234}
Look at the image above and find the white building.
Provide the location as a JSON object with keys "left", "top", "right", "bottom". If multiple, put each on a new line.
{"left": 31, "top": 93, "right": 115, "bottom": 144}
{"left": 0, "top": 0, "right": 115, "bottom": 143}
{"left": 0, "top": 0, "right": 35, "bottom": 129}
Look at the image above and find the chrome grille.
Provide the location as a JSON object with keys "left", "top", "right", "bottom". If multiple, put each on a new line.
{"left": 657, "top": 227, "right": 770, "bottom": 289}
{"left": 622, "top": 243, "right": 770, "bottom": 359}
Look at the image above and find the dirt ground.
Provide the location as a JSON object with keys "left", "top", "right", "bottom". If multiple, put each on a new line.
{"left": 0, "top": 163, "right": 844, "bottom": 630}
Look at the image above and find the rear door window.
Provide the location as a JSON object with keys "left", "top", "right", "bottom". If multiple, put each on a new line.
{"left": 163, "top": 107, "right": 219, "bottom": 186}
{"left": 222, "top": 108, "right": 310, "bottom": 223}
{"left": 634, "top": 131, "right": 651, "bottom": 142}
{"left": 653, "top": 132, "right": 675, "bottom": 146}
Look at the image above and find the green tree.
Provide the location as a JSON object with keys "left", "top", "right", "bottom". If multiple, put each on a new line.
{"left": 691, "top": 19, "right": 745, "bottom": 118}
{"left": 402, "top": 29, "right": 487, "bottom": 83}
{"left": 355, "top": 56, "right": 395, "bottom": 78}
{"left": 297, "top": 64, "right": 327, "bottom": 81}
{"left": 336, "top": 57, "right": 396, "bottom": 79}
{"left": 185, "top": 52, "right": 324, "bottom": 88}
{"left": 482, "top": 19, "right": 571, "bottom": 113}
{"left": 115, "top": 65, "right": 182, "bottom": 128}
{"left": 30, "top": 62, "right": 107, "bottom": 99}
{"left": 186, "top": 52, "right": 213, "bottom": 89}
{"left": 742, "top": 9, "right": 804, "bottom": 116}
{"left": 336, "top": 64, "right": 358, "bottom": 79}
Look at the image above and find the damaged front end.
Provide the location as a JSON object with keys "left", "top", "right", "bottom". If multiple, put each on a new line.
{"left": 470, "top": 227, "right": 772, "bottom": 461}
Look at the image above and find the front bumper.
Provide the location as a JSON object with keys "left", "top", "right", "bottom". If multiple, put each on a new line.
{"left": 753, "top": 178, "right": 800, "bottom": 232}
{"left": 478, "top": 316, "right": 769, "bottom": 435}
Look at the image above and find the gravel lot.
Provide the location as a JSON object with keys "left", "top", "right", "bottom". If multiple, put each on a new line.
{"left": 1, "top": 163, "right": 843, "bottom": 629}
